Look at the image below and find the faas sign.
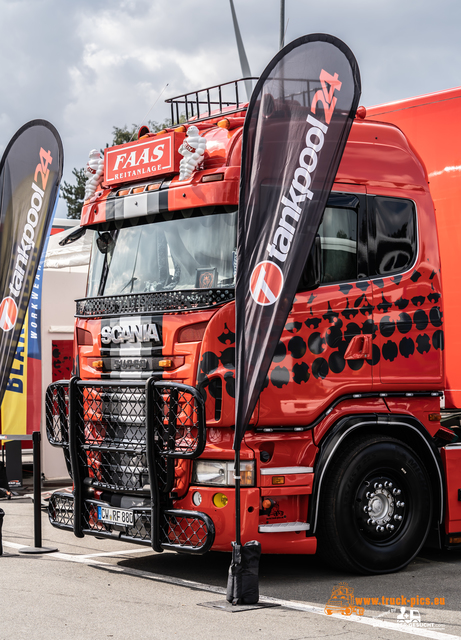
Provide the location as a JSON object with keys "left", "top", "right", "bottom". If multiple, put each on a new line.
{"left": 103, "top": 131, "right": 185, "bottom": 186}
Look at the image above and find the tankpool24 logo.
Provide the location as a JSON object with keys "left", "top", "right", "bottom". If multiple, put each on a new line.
{"left": 0, "top": 297, "right": 18, "bottom": 332}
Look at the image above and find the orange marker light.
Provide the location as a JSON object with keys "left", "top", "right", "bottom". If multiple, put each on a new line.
{"left": 272, "top": 476, "right": 285, "bottom": 485}
{"left": 201, "top": 173, "right": 224, "bottom": 183}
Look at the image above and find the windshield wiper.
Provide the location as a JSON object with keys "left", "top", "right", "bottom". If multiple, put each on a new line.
{"left": 121, "top": 276, "right": 138, "bottom": 293}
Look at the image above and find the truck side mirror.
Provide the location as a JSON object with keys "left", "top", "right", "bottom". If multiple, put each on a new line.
{"left": 96, "top": 231, "right": 115, "bottom": 255}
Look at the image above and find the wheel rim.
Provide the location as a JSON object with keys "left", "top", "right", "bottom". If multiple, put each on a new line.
{"left": 355, "top": 475, "right": 406, "bottom": 541}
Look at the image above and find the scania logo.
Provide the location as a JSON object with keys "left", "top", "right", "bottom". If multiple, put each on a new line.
{"left": 250, "top": 261, "right": 284, "bottom": 306}
{"left": 101, "top": 323, "right": 160, "bottom": 345}
{"left": 0, "top": 297, "right": 18, "bottom": 332}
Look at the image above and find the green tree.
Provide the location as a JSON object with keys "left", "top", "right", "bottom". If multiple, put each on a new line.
{"left": 60, "top": 167, "right": 86, "bottom": 220}
{"left": 61, "top": 119, "right": 173, "bottom": 219}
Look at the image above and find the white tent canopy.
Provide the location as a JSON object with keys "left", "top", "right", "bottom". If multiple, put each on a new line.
{"left": 45, "top": 225, "right": 93, "bottom": 270}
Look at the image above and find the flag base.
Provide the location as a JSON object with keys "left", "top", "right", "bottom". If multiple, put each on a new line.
{"left": 226, "top": 540, "right": 261, "bottom": 605}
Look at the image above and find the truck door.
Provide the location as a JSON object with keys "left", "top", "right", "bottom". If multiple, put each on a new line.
{"left": 369, "top": 195, "right": 443, "bottom": 386}
{"left": 258, "top": 189, "right": 374, "bottom": 427}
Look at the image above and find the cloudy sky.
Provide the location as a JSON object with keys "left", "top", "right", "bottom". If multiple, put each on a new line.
{"left": 0, "top": 0, "right": 460, "bottom": 218}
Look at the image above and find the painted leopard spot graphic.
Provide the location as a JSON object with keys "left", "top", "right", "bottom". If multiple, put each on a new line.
{"left": 347, "top": 358, "right": 364, "bottom": 371}
{"left": 411, "top": 296, "right": 425, "bottom": 307}
{"left": 428, "top": 292, "right": 441, "bottom": 304}
{"left": 273, "top": 341, "right": 287, "bottom": 362}
{"left": 217, "top": 323, "right": 235, "bottom": 345}
{"left": 433, "top": 330, "right": 444, "bottom": 351}
{"left": 377, "top": 293, "right": 392, "bottom": 312}
{"left": 271, "top": 366, "right": 290, "bottom": 388}
{"left": 288, "top": 336, "right": 307, "bottom": 359}
{"left": 220, "top": 347, "right": 235, "bottom": 369}
{"left": 199, "top": 352, "right": 219, "bottom": 376}
{"left": 305, "top": 317, "right": 322, "bottom": 330}
{"left": 285, "top": 321, "right": 302, "bottom": 334}
{"left": 430, "top": 306, "right": 443, "bottom": 328}
{"left": 308, "top": 332, "right": 326, "bottom": 355}
{"left": 416, "top": 334, "right": 431, "bottom": 354}
{"left": 342, "top": 298, "right": 359, "bottom": 319}
{"left": 380, "top": 316, "right": 395, "bottom": 338}
{"left": 325, "top": 324, "right": 343, "bottom": 348}
{"left": 323, "top": 303, "right": 339, "bottom": 323}
{"left": 414, "top": 309, "right": 429, "bottom": 331}
{"left": 292, "top": 362, "right": 310, "bottom": 384}
{"left": 329, "top": 351, "right": 346, "bottom": 374}
{"left": 399, "top": 337, "right": 415, "bottom": 358}
{"left": 359, "top": 299, "right": 373, "bottom": 316}
{"left": 397, "top": 312, "right": 412, "bottom": 334}
{"left": 339, "top": 284, "right": 353, "bottom": 295}
{"left": 362, "top": 319, "right": 378, "bottom": 337}
{"left": 344, "top": 322, "right": 361, "bottom": 342}
{"left": 395, "top": 297, "right": 409, "bottom": 310}
{"left": 336, "top": 339, "right": 349, "bottom": 356}
{"left": 410, "top": 270, "right": 422, "bottom": 282}
{"left": 382, "top": 340, "right": 398, "bottom": 362}
{"left": 312, "top": 357, "right": 329, "bottom": 379}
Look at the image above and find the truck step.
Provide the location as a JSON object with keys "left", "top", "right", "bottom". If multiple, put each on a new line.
{"left": 258, "top": 522, "right": 310, "bottom": 533}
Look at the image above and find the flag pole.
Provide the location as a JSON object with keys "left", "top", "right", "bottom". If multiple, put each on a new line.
{"left": 234, "top": 447, "right": 241, "bottom": 546}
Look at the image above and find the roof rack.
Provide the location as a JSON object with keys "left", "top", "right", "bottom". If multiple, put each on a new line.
{"left": 166, "top": 78, "right": 258, "bottom": 126}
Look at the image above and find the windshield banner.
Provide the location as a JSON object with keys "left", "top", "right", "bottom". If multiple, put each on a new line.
{"left": 0, "top": 120, "right": 63, "bottom": 409}
{"left": 234, "top": 34, "right": 361, "bottom": 450}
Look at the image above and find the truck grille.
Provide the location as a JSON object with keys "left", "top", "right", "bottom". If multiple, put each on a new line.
{"left": 75, "top": 289, "right": 235, "bottom": 317}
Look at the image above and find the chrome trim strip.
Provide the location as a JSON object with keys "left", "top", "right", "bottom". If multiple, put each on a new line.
{"left": 260, "top": 466, "right": 313, "bottom": 475}
{"left": 258, "top": 522, "right": 310, "bottom": 533}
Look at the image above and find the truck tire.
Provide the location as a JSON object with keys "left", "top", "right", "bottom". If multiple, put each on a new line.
{"left": 317, "top": 433, "right": 432, "bottom": 574}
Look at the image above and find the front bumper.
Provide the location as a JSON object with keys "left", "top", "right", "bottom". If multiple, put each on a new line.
{"left": 49, "top": 491, "right": 214, "bottom": 553}
{"left": 46, "top": 377, "right": 214, "bottom": 554}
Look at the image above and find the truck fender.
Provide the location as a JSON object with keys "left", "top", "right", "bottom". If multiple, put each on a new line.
{"left": 309, "top": 413, "right": 445, "bottom": 535}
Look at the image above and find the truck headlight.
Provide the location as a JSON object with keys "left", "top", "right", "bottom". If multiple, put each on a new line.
{"left": 192, "top": 460, "right": 255, "bottom": 487}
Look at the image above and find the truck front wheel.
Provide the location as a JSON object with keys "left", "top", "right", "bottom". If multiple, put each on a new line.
{"left": 317, "top": 434, "right": 432, "bottom": 574}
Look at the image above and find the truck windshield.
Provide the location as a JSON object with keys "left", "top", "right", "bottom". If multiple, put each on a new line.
{"left": 87, "top": 209, "right": 237, "bottom": 297}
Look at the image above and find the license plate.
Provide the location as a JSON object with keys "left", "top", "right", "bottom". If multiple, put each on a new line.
{"left": 97, "top": 505, "right": 134, "bottom": 526}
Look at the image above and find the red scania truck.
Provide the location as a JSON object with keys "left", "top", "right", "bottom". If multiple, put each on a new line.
{"left": 46, "top": 80, "right": 461, "bottom": 574}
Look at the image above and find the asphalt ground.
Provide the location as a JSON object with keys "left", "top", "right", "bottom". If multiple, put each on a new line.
{"left": 1, "top": 476, "right": 461, "bottom": 640}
